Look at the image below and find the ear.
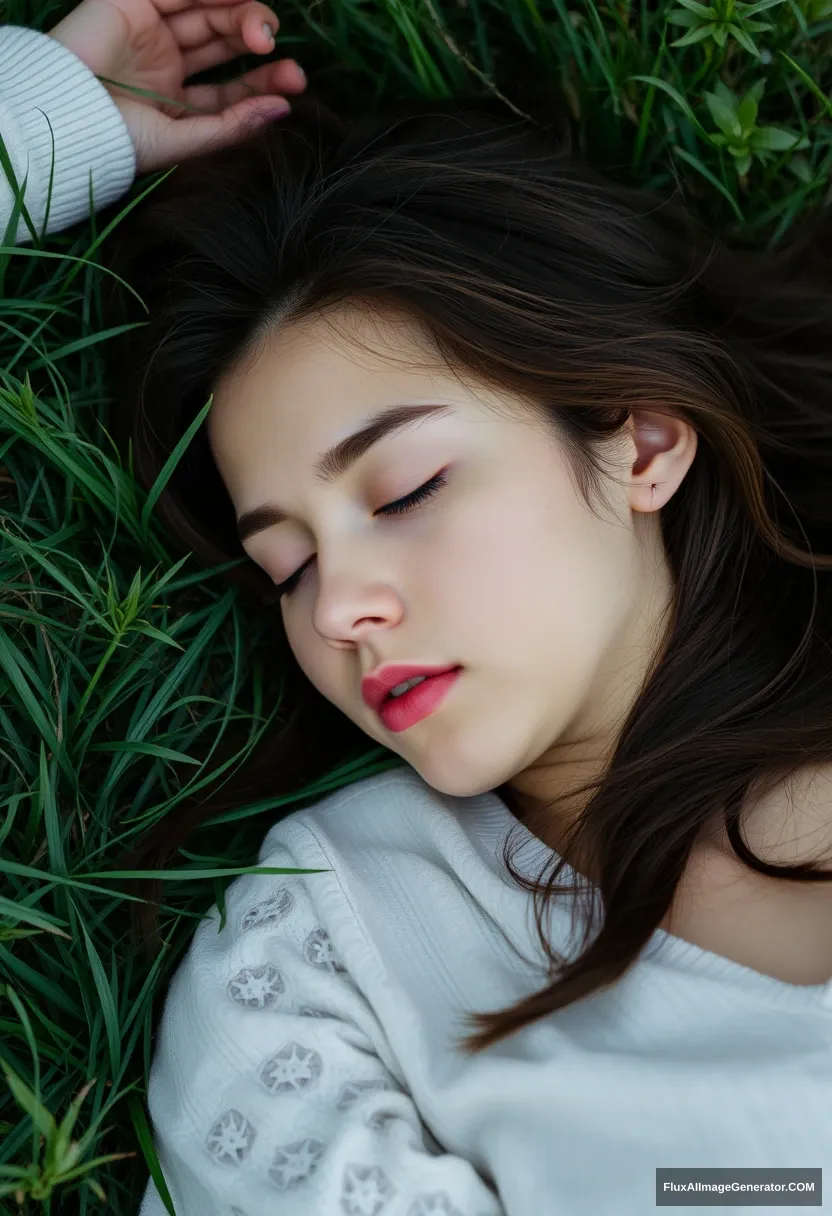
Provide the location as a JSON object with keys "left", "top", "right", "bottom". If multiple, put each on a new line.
{"left": 626, "top": 408, "right": 698, "bottom": 513}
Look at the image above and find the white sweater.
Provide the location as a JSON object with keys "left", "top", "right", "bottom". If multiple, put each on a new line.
{"left": 2, "top": 27, "right": 831, "bottom": 1216}
{"left": 135, "top": 765, "right": 831, "bottom": 1216}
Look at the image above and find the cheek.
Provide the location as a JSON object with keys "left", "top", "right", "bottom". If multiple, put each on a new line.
{"left": 436, "top": 524, "right": 524, "bottom": 629}
{"left": 429, "top": 488, "right": 558, "bottom": 616}
{"left": 440, "top": 492, "right": 617, "bottom": 658}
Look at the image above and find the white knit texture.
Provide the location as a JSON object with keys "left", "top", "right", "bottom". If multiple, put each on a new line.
{"left": 0, "top": 25, "right": 135, "bottom": 244}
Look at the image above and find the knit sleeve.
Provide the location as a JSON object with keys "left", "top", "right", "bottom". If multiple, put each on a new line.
{"left": 0, "top": 25, "right": 135, "bottom": 245}
{"left": 138, "top": 831, "right": 505, "bottom": 1216}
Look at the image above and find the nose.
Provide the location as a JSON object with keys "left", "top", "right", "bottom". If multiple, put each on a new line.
{"left": 312, "top": 576, "right": 405, "bottom": 645}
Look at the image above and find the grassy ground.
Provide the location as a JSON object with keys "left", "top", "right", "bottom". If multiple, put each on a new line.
{"left": 1, "top": 0, "right": 831, "bottom": 1211}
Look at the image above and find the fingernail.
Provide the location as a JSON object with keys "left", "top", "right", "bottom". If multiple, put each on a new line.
{"left": 263, "top": 102, "right": 291, "bottom": 120}
{"left": 292, "top": 61, "right": 306, "bottom": 83}
{"left": 262, "top": 21, "right": 275, "bottom": 44}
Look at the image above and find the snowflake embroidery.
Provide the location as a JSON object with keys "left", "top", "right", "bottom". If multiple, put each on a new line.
{"left": 241, "top": 887, "right": 295, "bottom": 930}
{"left": 259, "top": 1041, "right": 323, "bottom": 1095}
{"left": 205, "top": 1109, "right": 256, "bottom": 1165}
{"left": 407, "top": 1194, "right": 466, "bottom": 1216}
{"left": 340, "top": 1163, "right": 396, "bottom": 1216}
{"left": 268, "top": 1137, "right": 326, "bottom": 1190}
{"left": 337, "top": 1078, "right": 394, "bottom": 1111}
{"left": 227, "top": 963, "right": 285, "bottom": 1009}
{"left": 303, "top": 927, "right": 347, "bottom": 972}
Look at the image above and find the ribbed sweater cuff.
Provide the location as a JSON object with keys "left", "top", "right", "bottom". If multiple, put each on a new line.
{"left": 0, "top": 25, "right": 136, "bottom": 243}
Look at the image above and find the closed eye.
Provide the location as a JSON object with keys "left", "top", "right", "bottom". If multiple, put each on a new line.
{"left": 260, "top": 468, "right": 449, "bottom": 605}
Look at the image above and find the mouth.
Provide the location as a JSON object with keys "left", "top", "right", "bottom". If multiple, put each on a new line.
{"left": 375, "top": 666, "right": 463, "bottom": 733}
{"left": 361, "top": 663, "right": 462, "bottom": 712}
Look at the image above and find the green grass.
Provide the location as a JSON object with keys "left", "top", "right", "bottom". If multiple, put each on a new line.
{"left": 1, "top": 0, "right": 831, "bottom": 1211}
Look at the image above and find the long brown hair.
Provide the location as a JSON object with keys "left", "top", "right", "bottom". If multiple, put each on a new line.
{"left": 102, "top": 89, "right": 832, "bottom": 1054}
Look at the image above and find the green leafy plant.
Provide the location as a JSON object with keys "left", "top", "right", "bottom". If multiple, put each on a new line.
{"left": 667, "top": 0, "right": 786, "bottom": 59}
{"left": 0, "top": 1053, "right": 133, "bottom": 1204}
{"left": 703, "top": 77, "right": 810, "bottom": 175}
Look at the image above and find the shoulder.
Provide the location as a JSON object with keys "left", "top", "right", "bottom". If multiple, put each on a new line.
{"left": 257, "top": 762, "right": 478, "bottom": 869}
{"left": 174, "top": 767, "right": 435, "bottom": 993}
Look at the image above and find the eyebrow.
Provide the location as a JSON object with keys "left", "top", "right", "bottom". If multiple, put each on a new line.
{"left": 236, "top": 402, "right": 454, "bottom": 543}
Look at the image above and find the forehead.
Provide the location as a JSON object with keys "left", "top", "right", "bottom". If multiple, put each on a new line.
{"left": 208, "top": 308, "right": 447, "bottom": 453}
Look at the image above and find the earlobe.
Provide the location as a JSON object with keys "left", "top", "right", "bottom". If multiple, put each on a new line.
{"left": 631, "top": 477, "right": 664, "bottom": 514}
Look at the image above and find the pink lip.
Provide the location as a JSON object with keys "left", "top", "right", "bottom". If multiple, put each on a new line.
{"left": 367, "top": 667, "right": 463, "bottom": 733}
{"left": 361, "top": 663, "right": 461, "bottom": 712}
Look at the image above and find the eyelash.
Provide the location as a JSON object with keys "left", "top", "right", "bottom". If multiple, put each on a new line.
{"left": 260, "top": 469, "right": 449, "bottom": 606}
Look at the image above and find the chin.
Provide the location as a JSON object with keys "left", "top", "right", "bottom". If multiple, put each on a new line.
{"left": 406, "top": 752, "right": 510, "bottom": 802}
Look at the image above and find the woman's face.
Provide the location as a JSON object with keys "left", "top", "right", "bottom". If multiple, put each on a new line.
{"left": 208, "top": 305, "right": 697, "bottom": 814}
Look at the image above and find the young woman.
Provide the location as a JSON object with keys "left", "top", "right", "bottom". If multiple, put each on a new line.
{"left": 3, "top": 6, "right": 831, "bottom": 1215}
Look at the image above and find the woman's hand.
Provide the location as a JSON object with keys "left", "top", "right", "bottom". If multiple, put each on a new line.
{"left": 48, "top": 0, "right": 308, "bottom": 173}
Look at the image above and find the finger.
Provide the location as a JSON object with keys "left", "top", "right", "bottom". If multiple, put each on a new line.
{"left": 154, "top": 0, "right": 268, "bottom": 14}
{"left": 182, "top": 36, "right": 250, "bottom": 78}
{"left": 168, "top": 2, "right": 278, "bottom": 51}
{"left": 147, "top": 96, "right": 292, "bottom": 170}
{"left": 183, "top": 58, "right": 306, "bottom": 111}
